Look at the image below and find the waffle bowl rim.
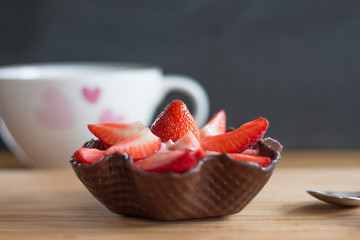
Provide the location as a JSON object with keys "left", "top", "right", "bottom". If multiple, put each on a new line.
{"left": 70, "top": 151, "right": 279, "bottom": 179}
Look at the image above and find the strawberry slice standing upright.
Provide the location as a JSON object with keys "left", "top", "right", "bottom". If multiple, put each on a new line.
{"left": 200, "top": 117, "right": 269, "bottom": 153}
{"left": 150, "top": 100, "right": 200, "bottom": 142}
{"left": 200, "top": 109, "right": 226, "bottom": 138}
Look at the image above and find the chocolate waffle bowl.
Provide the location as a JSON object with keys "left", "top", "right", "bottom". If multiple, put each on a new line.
{"left": 70, "top": 137, "right": 282, "bottom": 221}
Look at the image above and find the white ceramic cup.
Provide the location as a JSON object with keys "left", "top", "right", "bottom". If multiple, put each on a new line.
{"left": 0, "top": 62, "right": 209, "bottom": 168}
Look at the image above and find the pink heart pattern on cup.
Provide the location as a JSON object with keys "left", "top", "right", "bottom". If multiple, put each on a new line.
{"left": 37, "top": 87, "right": 75, "bottom": 128}
{"left": 82, "top": 87, "right": 101, "bottom": 104}
{"left": 99, "top": 109, "right": 125, "bottom": 124}
{"left": 37, "top": 87, "right": 125, "bottom": 128}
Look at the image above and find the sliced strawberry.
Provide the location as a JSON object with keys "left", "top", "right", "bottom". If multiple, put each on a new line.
{"left": 227, "top": 153, "right": 270, "bottom": 167}
{"left": 88, "top": 121, "right": 145, "bottom": 147}
{"left": 135, "top": 150, "right": 198, "bottom": 173}
{"left": 200, "top": 110, "right": 226, "bottom": 138}
{"left": 105, "top": 127, "right": 161, "bottom": 161}
{"left": 200, "top": 117, "right": 269, "bottom": 153}
{"left": 169, "top": 132, "right": 204, "bottom": 159}
{"left": 169, "top": 132, "right": 201, "bottom": 151}
{"left": 242, "top": 149, "right": 258, "bottom": 156}
{"left": 74, "top": 148, "right": 105, "bottom": 164}
{"left": 150, "top": 99, "right": 200, "bottom": 142}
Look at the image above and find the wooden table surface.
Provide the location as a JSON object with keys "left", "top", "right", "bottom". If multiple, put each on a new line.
{"left": 0, "top": 150, "right": 359, "bottom": 239}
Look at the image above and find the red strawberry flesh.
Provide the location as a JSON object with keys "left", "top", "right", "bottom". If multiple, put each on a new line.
{"left": 200, "top": 109, "right": 226, "bottom": 138}
{"left": 228, "top": 153, "right": 270, "bottom": 167}
{"left": 105, "top": 128, "right": 161, "bottom": 161}
{"left": 169, "top": 132, "right": 201, "bottom": 151}
{"left": 74, "top": 148, "right": 105, "bottom": 164}
{"left": 136, "top": 150, "right": 198, "bottom": 173}
{"left": 88, "top": 121, "right": 145, "bottom": 146}
{"left": 200, "top": 117, "right": 269, "bottom": 153}
{"left": 242, "top": 149, "right": 258, "bottom": 156}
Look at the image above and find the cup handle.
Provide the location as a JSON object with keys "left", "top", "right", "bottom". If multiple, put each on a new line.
{"left": 0, "top": 118, "right": 32, "bottom": 167}
{"left": 163, "top": 74, "right": 210, "bottom": 127}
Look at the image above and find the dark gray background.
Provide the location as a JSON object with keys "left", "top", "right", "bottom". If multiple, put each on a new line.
{"left": 0, "top": 0, "right": 359, "bottom": 149}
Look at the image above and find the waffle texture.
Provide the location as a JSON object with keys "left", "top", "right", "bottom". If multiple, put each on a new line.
{"left": 71, "top": 138, "right": 281, "bottom": 220}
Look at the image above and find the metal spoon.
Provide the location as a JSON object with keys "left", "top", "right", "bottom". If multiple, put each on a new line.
{"left": 306, "top": 190, "right": 360, "bottom": 207}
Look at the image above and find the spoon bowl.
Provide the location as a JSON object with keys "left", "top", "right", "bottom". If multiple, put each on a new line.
{"left": 307, "top": 190, "right": 360, "bottom": 207}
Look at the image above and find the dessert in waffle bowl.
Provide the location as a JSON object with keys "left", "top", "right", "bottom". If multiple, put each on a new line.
{"left": 70, "top": 100, "right": 282, "bottom": 220}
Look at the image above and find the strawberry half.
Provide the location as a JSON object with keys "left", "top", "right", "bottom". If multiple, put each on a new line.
{"left": 135, "top": 150, "right": 198, "bottom": 173}
{"left": 200, "top": 117, "right": 269, "bottom": 153}
{"left": 105, "top": 127, "right": 161, "bottom": 161}
{"left": 150, "top": 100, "right": 200, "bottom": 142}
{"left": 200, "top": 110, "right": 226, "bottom": 138}
{"left": 74, "top": 148, "right": 105, "bottom": 164}
{"left": 227, "top": 153, "right": 270, "bottom": 167}
{"left": 88, "top": 121, "right": 145, "bottom": 146}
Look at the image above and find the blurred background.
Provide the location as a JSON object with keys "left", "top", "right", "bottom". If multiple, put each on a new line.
{"left": 0, "top": 0, "right": 359, "bottom": 149}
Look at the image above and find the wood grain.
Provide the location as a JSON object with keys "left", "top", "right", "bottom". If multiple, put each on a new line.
{"left": 0, "top": 150, "right": 359, "bottom": 239}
